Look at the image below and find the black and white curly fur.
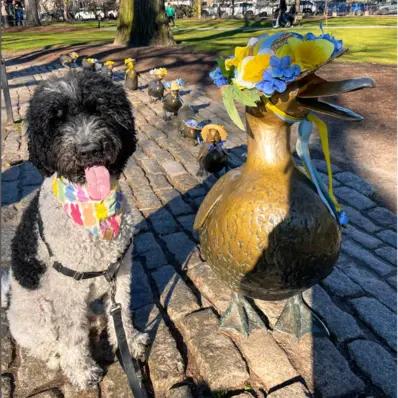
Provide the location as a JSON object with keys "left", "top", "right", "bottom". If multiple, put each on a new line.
{"left": 7, "top": 71, "right": 149, "bottom": 390}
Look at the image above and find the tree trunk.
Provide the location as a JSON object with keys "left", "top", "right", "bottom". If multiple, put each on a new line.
{"left": 63, "top": 0, "right": 70, "bottom": 21}
{"left": 114, "top": 0, "right": 134, "bottom": 45}
{"left": 114, "top": 0, "right": 174, "bottom": 47}
{"left": 196, "top": 0, "right": 201, "bottom": 18}
{"left": 25, "top": 0, "right": 41, "bottom": 25}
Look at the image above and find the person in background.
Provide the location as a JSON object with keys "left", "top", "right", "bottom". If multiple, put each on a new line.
{"left": 14, "top": 0, "right": 24, "bottom": 26}
{"left": 5, "top": 0, "right": 15, "bottom": 25}
{"left": 165, "top": 2, "right": 175, "bottom": 26}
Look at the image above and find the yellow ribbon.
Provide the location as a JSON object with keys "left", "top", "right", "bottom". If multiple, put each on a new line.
{"left": 265, "top": 100, "right": 342, "bottom": 213}
{"left": 307, "top": 113, "right": 341, "bottom": 212}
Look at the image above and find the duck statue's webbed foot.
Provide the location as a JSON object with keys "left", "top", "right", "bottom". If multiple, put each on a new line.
{"left": 274, "top": 293, "right": 330, "bottom": 338}
{"left": 221, "top": 293, "right": 266, "bottom": 336}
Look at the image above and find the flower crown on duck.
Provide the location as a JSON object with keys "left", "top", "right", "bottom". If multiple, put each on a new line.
{"left": 85, "top": 58, "right": 98, "bottom": 65}
{"left": 210, "top": 28, "right": 375, "bottom": 227}
{"left": 150, "top": 67, "right": 168, "bottom": 79}
{"left": 124, "top": 58, "right": 136, "bottom": 70}
{"left": 104, "top": 60, "right": 116, "bottom": 69}
{"left": 164, "top": 78, "right": 185, "bottom": 91}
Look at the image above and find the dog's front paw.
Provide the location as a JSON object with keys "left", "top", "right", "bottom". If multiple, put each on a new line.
{"left": 68, "top": 362, "right": 104, "bottom": 390}
{"left": 129, "top": 331, "right": 150, "bottom": 361}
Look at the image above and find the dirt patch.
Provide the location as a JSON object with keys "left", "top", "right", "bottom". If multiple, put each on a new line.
{"left": 5, "top": 43, "right": 397, "bottom": 210}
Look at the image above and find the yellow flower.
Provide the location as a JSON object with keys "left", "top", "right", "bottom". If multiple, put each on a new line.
{"left": 124, "top": 58, "right": 135, "bottom": 65}
{"left": 86, "top": 58, "right": 96, "bottom": 64}
{"left": 95, "top": 202, "right": 108, "bottom": 220}
{"left": 233, "top": 53, "right": 271, "bottom": 89}
{"left": 225, "top": 46, "right": 252, "bottom": 70}
{"left": 150, "top": 67, "right": 168, "bottom": 78}
{"left": 104, "top": 60, "right": 116, "bottom": 68}
{"left": 276, "top": 37, "right": 334, "bottom": 72}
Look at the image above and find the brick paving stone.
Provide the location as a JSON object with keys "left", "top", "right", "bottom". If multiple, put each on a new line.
{"left": 350, "top": 297, "right": 397, "bottom": 351}
{"left": 177, "top": 214, "right": 196, "bottom": 232}
{"left": 303, "top": 285, "right": 364, "bottom": 342}
{"left": 387, "top": 275, "right": 397, "bottom": 288}
{"left": 343, "top": 206, "right": 380, "bottom": 233}
{"left": 172, "top": 174, "right": 201, "bottom": 193}
{"left": 138, "top": 158, "right": 164, "bottom": 175}
{"left": 147, "top": 173, "right": 173, "bottom": 192}
{"left": 62, "top": 384, "right": 99, "bottom": 397}
{"left": 348, "top": 340, "right": 397, "bottom": 397}
{"left": 147, "top": 208, "right": 179, "bottom": 236}
{"left": 134, "top": 189, "right": 162, "bottom": 212}
{"left": 187, "top": 261, "right": 232, "bottom": 313}
{"left": 131, "top": 260, "right": 155, "bottom": 310}
{"left": 267, "top": 382, "right": 310, "bottom": 397}
{"left": 342, "top": 239, "right": 393, "bottom": 276}
{"left": 147, "top": 320, "right": 186, "bottom": 396}
{"left": 335, "top": 186, "right": 376, "bottom": 211}
{"left": 320, "top": 267, "right": 364, "bottom": 298}
{"left": 1, "top": 225, "right": 17, "bottom": 269}
{"left": 1, "top": 311, "right": 13, "bottom": 371}
{"left": 166, "top": 385, "right": 193, "bottom": 398}
{"left": 180, "top": 308, "right": 249, "bottom": 391}
{"left": 334, "top": 171, "right": 375, "bottom": 197}
{"left": 2, "top": 165, "right": 20, "bottom": 182}
{"left": 376, "top": 229, "right": 397, "bottom": 248}
{"left": 100, "top": 362, "right": 131, "bottom": 398}
{"left": 1, "top": 374, "right": 12, "bottom": 398}
{"left": 338, "top": 261, "right": 396, "bottom": 312}
{"left": 232, "top": 329, "right": 299, "bottom": 391}
{"left": 344, "top": 225, "right": 382, "bottom": 249}
{"left": 152, "top": 265, "right": 200, "bottom": 321}
{"left": 160, "top": 160, "right": 187, "bottom": 178}
{"left": 311, "top": 158, "right": 341, "bottom": 174}
{"left": 160, "top": 232, "right": 196, "bottom": 267}
{"left": 375, "top": 246, "right": 397, "bottom": 265}
{"left": 367, "top": 207, "right": 397, "bottom": 229}
{"left": 15, "top": 347, "right": 63, "bottom": 397}
{"left": 133, "top": 303, "right": 161, "bottom": 337}
{"left": 157, "top": 189, "right": 193, "bottom": 216}
{"left": 274, "top": 332, "right": 365, "bottom": 397}
{"left": 134, "top": 233, "right": 167, "bottom": 269}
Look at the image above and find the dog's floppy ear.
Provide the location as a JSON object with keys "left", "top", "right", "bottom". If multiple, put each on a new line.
{"left": 26, "top": 79, "right": 67, "bottom": 176}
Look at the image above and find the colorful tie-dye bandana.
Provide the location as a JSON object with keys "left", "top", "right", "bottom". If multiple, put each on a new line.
{"left": 52, "top": 176, "right": 123, "bottom": 240}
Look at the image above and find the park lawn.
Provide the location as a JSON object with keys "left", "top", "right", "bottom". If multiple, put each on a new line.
{"left": 173, "top": 16, "right": 397, "bottom": 64}
{"left": 3, "top": 21, "right": 117, "bottom": 53}
{"left": 3, "top": 17, "right": 396, "bottom": 64}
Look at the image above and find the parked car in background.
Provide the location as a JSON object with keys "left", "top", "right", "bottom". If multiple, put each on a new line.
{"left": 327, "top": 1, "right": 349, "bottom": 15}
{"left": 376, "top": 1, "right": 397, "bottom": 14}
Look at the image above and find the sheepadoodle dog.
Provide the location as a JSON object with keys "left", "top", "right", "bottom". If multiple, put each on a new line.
{"left": 7, "top": 71, "right": 149, "bottom": 389}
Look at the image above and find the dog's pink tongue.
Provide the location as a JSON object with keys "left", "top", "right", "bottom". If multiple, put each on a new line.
{"left": 85, "top": 166, "right": 110, "bottom": 200}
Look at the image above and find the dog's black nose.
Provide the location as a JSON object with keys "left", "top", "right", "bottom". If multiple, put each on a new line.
{"left": 79, "top": 142, "right": 101, "bottom": 156}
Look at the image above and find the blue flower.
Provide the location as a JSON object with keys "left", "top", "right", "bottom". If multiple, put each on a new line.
{"left": 209, "top": 67, "right": 228, "bottom": 87}
{"left": 256, "top": 70, "right": 287, "bottom": 96}
{"left": 175, "top": 78, "right": 186, "bottom": 87}
{"left": 269, "top": 55, "right": 301, "bottom": 82}
{"left": 338, "top": 210, "right": 349, "bottom": 226}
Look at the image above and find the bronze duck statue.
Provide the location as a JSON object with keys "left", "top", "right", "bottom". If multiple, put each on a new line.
{"left": 178, "top": 105, "right": 211, "bottom": 143}
{"left": 162, "top": 80, "right": 184, "bottom": 120}
{"left": 197, "top": 124, "right": 229, "bottom": 176}
{"left": 124, "top": 58, "right": 139, "bottom": 91}
{"left": 148, "top": 67, "right": 167, "bottom": 102}
{"left": 194, "top": 32, "right": 375, "bottom": 337}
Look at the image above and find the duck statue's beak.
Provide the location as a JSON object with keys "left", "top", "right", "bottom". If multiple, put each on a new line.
{"left": 297, "top": 77, "right": 375, "bottom": 121}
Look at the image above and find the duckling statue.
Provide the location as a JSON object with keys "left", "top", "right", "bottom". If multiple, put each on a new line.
{"left": 194, "top": 32, "right": 375, "bottom": 337}
{"left": 162, "top": 80, "right": 184, "bottom": 120}
{"left": 81, "top": 57, "right": 97, "bottom": 72}
{"left": 59, "top": 52, "right": 79, "bottom": 68}
{"left": 148, "top": 67, "right": 167, "bottom": 102}
{"left": 101, "top": 60, "right": 116, "bottom": 79}
{"left": 124, "top": 58, "right": 139, "bottom": 90}
{"left": 197, "top": 124, "right": 229, "bottom": 176}
{"left": 178, "top": 105, "right": 211, "bottom": 143}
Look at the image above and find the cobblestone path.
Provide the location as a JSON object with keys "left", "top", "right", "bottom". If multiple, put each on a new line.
{"left": 1, "top": 62, "right": 396, "bottom": 398}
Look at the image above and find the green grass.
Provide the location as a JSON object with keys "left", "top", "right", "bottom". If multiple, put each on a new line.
{"left": 173, "top": 16, "right": 397, "bottom": 64}
{"left": 3, "top": 21, "right": 117, "bottom": 52}
{"left": 3, "top": 16, "right": 396, "bottom": 64}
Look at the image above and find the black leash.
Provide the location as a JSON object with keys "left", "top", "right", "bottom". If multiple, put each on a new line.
{"left": 37, "top": 210, "right": 147, "bottom": 398}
